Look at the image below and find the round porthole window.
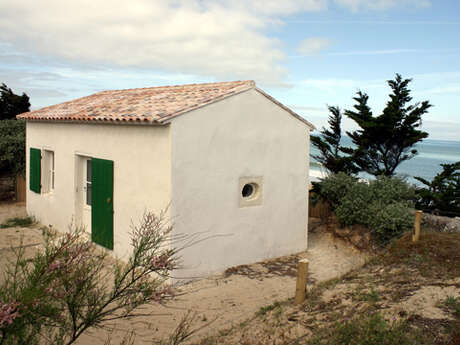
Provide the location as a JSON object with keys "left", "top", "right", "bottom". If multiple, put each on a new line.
{"left": 242, "top": 183, "right": 257, "bottom": 199}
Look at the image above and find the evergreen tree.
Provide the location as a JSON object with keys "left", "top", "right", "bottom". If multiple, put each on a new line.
{"left": 415, "top": 161, "right": 460, "bottom": 217}
{"left": 0, "top": 83, "right": 30, "bottom": 120}
{"left": 345, "top": 74, "right": 431, "bottom": 176}
{"left": 311, "top": 105, "right": 357, "bottom": 175}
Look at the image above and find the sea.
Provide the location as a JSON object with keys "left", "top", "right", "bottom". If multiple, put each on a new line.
{"left": 310, "top": 137, "right": 460, "bottom": 185}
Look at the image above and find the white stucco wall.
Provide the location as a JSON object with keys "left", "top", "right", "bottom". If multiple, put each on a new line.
{"left": 170, "top": 89, "right": 310, "bottom": 278}
{"left": 26, "top": 122, "right": 171, "bottom": 258}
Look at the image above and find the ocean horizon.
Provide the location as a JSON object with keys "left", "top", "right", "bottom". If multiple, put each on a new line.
{"left": 310, "top": 137, "right": 460, "bottom": 184}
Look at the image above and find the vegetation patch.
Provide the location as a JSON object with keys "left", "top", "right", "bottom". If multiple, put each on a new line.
{"left": 315, "top": 173, "right": 415, "bottom": 246}
{"left": 384, "top": 232, "right": 460, "bottom": 279}
{"left": 441, "top": 296, "right": 460, "bottom": 316}
{"left": 0, "top": 216, "right": 35, "bottom": 229}
{"left": 257, "top": 301, "right": 282, "bottom": 317}
{"left": 306, "top": 312, "right": 425, "bottom": 345}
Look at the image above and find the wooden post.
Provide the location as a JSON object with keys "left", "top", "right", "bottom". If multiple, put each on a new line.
{"left": 15, "top": 176, "right": 26, "bottom": 202}
{"left": 412, "top": 210, "right": 423, "bottom": 243}
{"left": 295, "top": 259, "right": 309, "bottom": 305}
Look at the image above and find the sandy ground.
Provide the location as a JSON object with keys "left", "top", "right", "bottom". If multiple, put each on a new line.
{"left": 0, "top": 203, "right": 368, "bottom": 344}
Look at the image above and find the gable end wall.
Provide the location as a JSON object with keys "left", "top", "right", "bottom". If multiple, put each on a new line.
{"left": 170, "top": 89, "right": 310, "bottom": 278}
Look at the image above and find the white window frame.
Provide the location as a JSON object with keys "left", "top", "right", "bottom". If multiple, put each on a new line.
{"left": 85, "top": 158, "right": 92, "bottom": 207}
{"left": 42, "top": 150, "right": 55, "bottom": 193}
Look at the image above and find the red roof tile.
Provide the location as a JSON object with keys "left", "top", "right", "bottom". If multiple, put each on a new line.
{"left": 17, "top": 80, "right": 314, "bottom": 129}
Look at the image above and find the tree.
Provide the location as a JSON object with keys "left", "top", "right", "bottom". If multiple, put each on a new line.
{"left": 310, "top": 106, "right": 358, "bottom": 175}
{"left": 0, "top": 84, "right": 30, "bottom": 121}
{"left": 415, "top": 161, "right": 460, "bottom": 217}
{"left": 0, "top": 120, "right": 25, "bottom": 176}
{"left": 345, "top": 74, "right": 431, "bottom": 176}
{"left": 0, "top": 210, "right": 181, "bottom": 345}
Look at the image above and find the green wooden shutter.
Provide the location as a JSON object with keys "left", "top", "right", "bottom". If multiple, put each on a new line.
{"left": 29, "top": 148, "right": 41, "bottom": 193}
{"left": 91, "top": 158, "right": 114, "bottom": 250}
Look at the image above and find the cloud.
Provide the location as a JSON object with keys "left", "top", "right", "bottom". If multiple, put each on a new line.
{"left": 240, "top": 0, "right": 327, "bottom": 15}
{"left": 297, "top": 37, "right": 332, "bottom": 56}
{"left": 334, "top": 0, "right": 431, "bottom": 11}
{"left": 329, "top": 48, "right": 419, "bottom": 56}
{"left": 0, "top": 0, "right": 328, "bottom": 87}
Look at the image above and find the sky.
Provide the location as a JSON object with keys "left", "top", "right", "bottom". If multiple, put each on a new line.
{"left": 1, "top": 0, "right": 459, "bottom": 140}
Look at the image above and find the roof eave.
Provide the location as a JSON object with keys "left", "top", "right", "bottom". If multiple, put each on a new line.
{"left": 16, "top": 115, "right": 165, "bottom": 126}
{"left": 254, "top": 88, "right": 316, "bottom": 131}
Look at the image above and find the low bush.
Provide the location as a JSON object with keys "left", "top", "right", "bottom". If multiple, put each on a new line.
{"left": 368, "top": 202, "right": 413, "bottom": 244}
{"left": 317, "top": 174, "right": 415, "bottom": 245}
{"left": 313, "top": 172, "right": 358, "bottom": 208}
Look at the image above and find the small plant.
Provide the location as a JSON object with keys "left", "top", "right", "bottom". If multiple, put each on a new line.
{"left": 0, "top": 216, "right": 35, "bottom": 229}
{"left": 363, "top": 287, "right": 380, "bottom": 303}
{"left": 257, "top": 301, "right": 281, "bottom": 317}
{"left": 442, "top": 296, "right": 460, "bottom": 315}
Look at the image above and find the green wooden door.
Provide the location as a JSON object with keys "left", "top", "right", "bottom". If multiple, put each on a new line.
{"left": 29, "top": 148, "right": 41, "bottom": 193}
{"left": 91, "top": 158, "right": 114, "bottom": 250}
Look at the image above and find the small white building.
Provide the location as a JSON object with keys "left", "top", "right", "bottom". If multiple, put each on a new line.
{"left": 18, "top": 80, "right": 314, "bottom": 278}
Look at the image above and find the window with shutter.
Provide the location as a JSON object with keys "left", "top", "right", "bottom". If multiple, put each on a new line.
{"left": 29, "top": 148, "right": 41, "bottom": 193}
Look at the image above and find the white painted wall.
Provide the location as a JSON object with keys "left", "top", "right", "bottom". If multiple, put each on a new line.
{"left": 170, "top": 89, "right": 310, "bottom": 278}
{"left": 26, "top": 122, "right": 171, "bottom": 258}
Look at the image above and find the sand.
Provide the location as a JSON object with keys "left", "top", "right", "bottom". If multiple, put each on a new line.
{"left": 0, "top": 203, "right": 368, "bottom": 344}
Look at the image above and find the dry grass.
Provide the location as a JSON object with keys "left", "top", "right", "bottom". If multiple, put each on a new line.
{"left": 194, "top": 231, "right": 460, "bottom": 345}
{"left": 384, "top": 232, "right": 460, "bottom": 279}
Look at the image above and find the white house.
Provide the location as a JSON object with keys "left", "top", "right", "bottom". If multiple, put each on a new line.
{"left": 18, "top": 80, "right": 315, "bottom": 278}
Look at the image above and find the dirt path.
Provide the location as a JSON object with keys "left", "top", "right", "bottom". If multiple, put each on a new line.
{"left": 79, "top": 225, "right": 369, "bottom": 344}
{"left": 0, "top": 204, "right": 368, "bottom": 344}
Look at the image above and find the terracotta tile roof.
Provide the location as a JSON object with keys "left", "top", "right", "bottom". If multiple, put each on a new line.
{"left": 17, "top": 80, "right": 314, "bottom": 129}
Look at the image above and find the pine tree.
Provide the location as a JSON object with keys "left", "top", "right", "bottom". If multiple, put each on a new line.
{"left": 345, "top": 74, "right": 431, "bottom": 176}
{"left": 311, "top": 105, "right": 357, "bottom": 175}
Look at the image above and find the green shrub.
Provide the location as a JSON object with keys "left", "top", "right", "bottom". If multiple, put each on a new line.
{"left": 371, "top": 176, "right": 415, "bottom": 204}
{"left": 315, "top": 172, "right": 358, "bottom": 208}
{"left": 335, "top": 181, "right": 373, "bottom": 226}
{"left": 317, "top": 174, "right": 415, "bottom": 245}
{"left": 369, "top": 202, "right": 413, "bottom": 244}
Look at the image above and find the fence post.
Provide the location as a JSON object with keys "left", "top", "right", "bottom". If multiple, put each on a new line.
{"left": 15, "top": 176, "right": 26, "bottom": 202}
{"left": 412, "top": 210, "right": 423, "bottom": 243}
{"left": 295, "top": 259, "right": 309, "bottom": 305}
